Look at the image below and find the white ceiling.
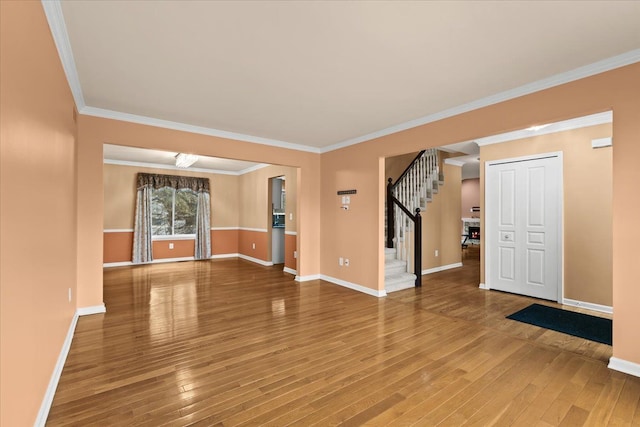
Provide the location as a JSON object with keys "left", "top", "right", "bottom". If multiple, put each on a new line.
{"left": 52, "top": 1, "right": 640, "bottom": 152}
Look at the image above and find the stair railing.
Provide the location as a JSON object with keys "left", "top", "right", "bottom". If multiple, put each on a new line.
{"left": 386, "top": 148, "right": 440, "bottom": 287}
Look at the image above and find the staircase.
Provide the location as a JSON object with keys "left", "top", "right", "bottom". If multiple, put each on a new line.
{"left": 385, "top": 148, "right": 444, "bottom": 293}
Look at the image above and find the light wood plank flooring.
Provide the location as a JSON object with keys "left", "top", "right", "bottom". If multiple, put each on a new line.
{"left": 47, "top": 247, "right": 640, "bottom": 426}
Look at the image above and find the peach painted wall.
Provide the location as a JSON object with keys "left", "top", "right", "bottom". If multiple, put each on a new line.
{"left": 239, "top": 230, "right": 269, "bottom": 261}
{"left": 153, "top": 239, "right": 195, "bottom": 259}
{"left": 79, "top": 115, "right": 320, "bottom": 306}
{"left": 285, "top": 234, "right": 298, "bottom": 272}
{"left": 1, "top": 2, "right": 78, "bottom": 425}
{"left": 480, "top": 123, "right": 613, "bottom": 306}
{"left": 212, "top": 229, "right": 239, "bottom": 255}
{"left": 461, "top": 178, "right": 480, "bottom": 219}
{"left": 103, "top": 231, "right": 134, "bottom": 263}
{"left": 321, "top": 63, "right": 640, "bottom": 365}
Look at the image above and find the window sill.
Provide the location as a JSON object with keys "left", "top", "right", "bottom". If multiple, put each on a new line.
{"left": 152, "top": 235, "right": 196, "bottom": 241}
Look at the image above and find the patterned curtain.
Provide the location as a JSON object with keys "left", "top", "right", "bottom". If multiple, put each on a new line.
{"left": 194, "top": 190, "right": 211, "bottom": 260}
{"left": 132, "top": 184, "right": 153, "bottom": 263}
{"left": 132, "top": 173, "right": 211, "bottom": 263}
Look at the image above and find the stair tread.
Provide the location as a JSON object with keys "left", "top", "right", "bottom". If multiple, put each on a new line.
{"left": 385, "top": 272, "right": 416, "bottom": 284}
{"left": 385, "top": 258, "right": 406, "bottom": 267}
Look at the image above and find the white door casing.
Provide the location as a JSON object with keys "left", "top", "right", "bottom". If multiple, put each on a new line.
{"left": 485, "top": 153, "right": 563, "bottom": 301}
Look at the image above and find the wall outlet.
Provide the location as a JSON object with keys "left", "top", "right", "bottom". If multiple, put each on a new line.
{"left": 252, "top": 243, "right": 256, "bottom": 250}
{"left": 435, "top": 250, "right": 439, "bottom": 257}
{"left": 169, "top": 243, "right": 174, "bottom": 249}
{"left": 345, "top": 258, "right": 350, "bottom": 267}
{"left": 293, "top": 251, "right": 297, "bottom": 259}
{"left": 339, "top": 257, "right": 344, "bottom": 266}
{"left": 68, "top": 288, "right": 72, "bottom": 302}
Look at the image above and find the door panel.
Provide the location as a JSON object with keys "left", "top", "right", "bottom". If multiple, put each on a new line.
{"left": 487, "top": 155, "right": 561, "bottom": 301}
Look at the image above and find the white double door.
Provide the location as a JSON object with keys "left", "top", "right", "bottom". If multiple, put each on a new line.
{"left": 486, "top": 153, "right": 562, "bottom": 301}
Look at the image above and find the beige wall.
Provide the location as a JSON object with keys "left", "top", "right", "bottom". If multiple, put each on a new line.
{"left": 238, "top": 164, "right": 298, "bottom": 232}
{"left": 103, "top": 163, "right": 240, "bottom": 229}
{"left": 1, "top": 2, "right": 78, "bottom": 425}
{"left": 480, "top": 123, "right": 613, "bottom": 306}
{"left": 461, "top": 178, "right": 480, "bottom": 219}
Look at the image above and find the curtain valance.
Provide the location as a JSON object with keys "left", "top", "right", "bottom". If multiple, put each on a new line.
{"left": 136, "top": 173, "right": 209, "bottom": 192}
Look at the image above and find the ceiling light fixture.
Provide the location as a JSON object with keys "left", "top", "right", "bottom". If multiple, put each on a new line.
{"left": 526, "top": 124, "right": 551, "bottom": 132}
{"left": 175, "top": 153, "right": 198, "bottom": 168}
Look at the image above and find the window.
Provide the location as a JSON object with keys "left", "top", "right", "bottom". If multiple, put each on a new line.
{"left": 151, "top": 187, "right": 198, "bottom": 236}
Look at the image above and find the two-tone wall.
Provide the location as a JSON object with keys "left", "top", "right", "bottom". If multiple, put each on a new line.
{"left": 479, "top": 123, "right": 613, "bottom": 307}
{"left": 103, "top": 163, "right": 298, "bottom": 272}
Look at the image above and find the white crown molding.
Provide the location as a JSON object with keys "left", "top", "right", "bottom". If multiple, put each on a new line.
{"left": 82, "top": 106, "right": 321, "bottom": 154}
{"left": 43, "top": 1, "right": 637, "bottom": 155}
{"left": 592, "top": 137, "right": 613, "bottom": 149}
{"left": 319, "top": 275, "right": 386, "bottom": 298}
{"left": 475, "top": 111, "right": 613, "bottom": 147}
{"left": 608, "top": 357, "right": 640, "bottom": 378}
{"left": 238, "top": 163, "right": 272, "bottom": 174}
{"left": 103, "top": 158, "right": 271, "bottom": 176}
{"left": 444, "top": 159, "right": 465, "bottom": 167}
{"left": 320, "top": 51, "right": 636, "bottom": 153}
{"left": 41, "top": 0, "right": 86, "bottom": 110}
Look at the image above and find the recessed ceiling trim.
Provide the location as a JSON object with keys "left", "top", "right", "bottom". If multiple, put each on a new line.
{"left": 475, "top": 111, "right": 612, "bottom": 146}
{"left": 41, "top": 0, "right": 85, "bottom": 109}
{"left": 103, "top": 158, "right": 270, "bottom": 176}
{"left": 320, "top": 51, "right": 637, "bottom": 153}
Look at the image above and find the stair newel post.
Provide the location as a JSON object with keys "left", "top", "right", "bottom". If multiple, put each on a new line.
{"left": 386, "top": 178, "right": 394, "bottom": 248}
{"left": 414, "top": 208, "right": 422, "bottom": 287}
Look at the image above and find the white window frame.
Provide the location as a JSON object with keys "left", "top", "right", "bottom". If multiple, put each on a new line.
{"left": 151, "top": 187, "right": 197, "bottom": 240}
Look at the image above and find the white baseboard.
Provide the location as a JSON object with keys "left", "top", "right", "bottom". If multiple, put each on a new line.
{"left": 479, "top": 283, "right": 489, "bottom": 290}
{"left": 77, "top": 304, "right": 106, "bottom": 316}
{"left": 238, "top": 254, "right": 273, "bottom": 267}
{"left": 283, "top": 267, "right": 297, "bottom": 275}
{"left": 210, "top": 253, "right": 240, "bottom": 259}
{"left": 422, "top": 262, "right": 463, "bottom": 275}
{"left": 608, "top": 357, "right": 640, "bottom": 378}
{"left": 562, "top": 298, "right": 613, "bottom": 314}
{"left": 104, "top": 261, "right": 134, "bottom": 268}
{"left": 104, "top": 256, "right": 194, "bottom": 268}
{"left": 295, "top": 274, "right": 321, "bottom": 282}
{"left": 319, "top": 275, "right": 386, "bottom": 298}
{"left": 34, "top": 311, "right": 79, "bottom": 426}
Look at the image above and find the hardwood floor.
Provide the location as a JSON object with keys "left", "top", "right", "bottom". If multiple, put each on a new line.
{"left": 47, "top": 247, "right": 640, "bottom": 426}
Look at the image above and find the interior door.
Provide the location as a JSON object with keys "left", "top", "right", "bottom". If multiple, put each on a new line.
{"left": 486, "top": 154, "right": 562, "bottom": 301}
